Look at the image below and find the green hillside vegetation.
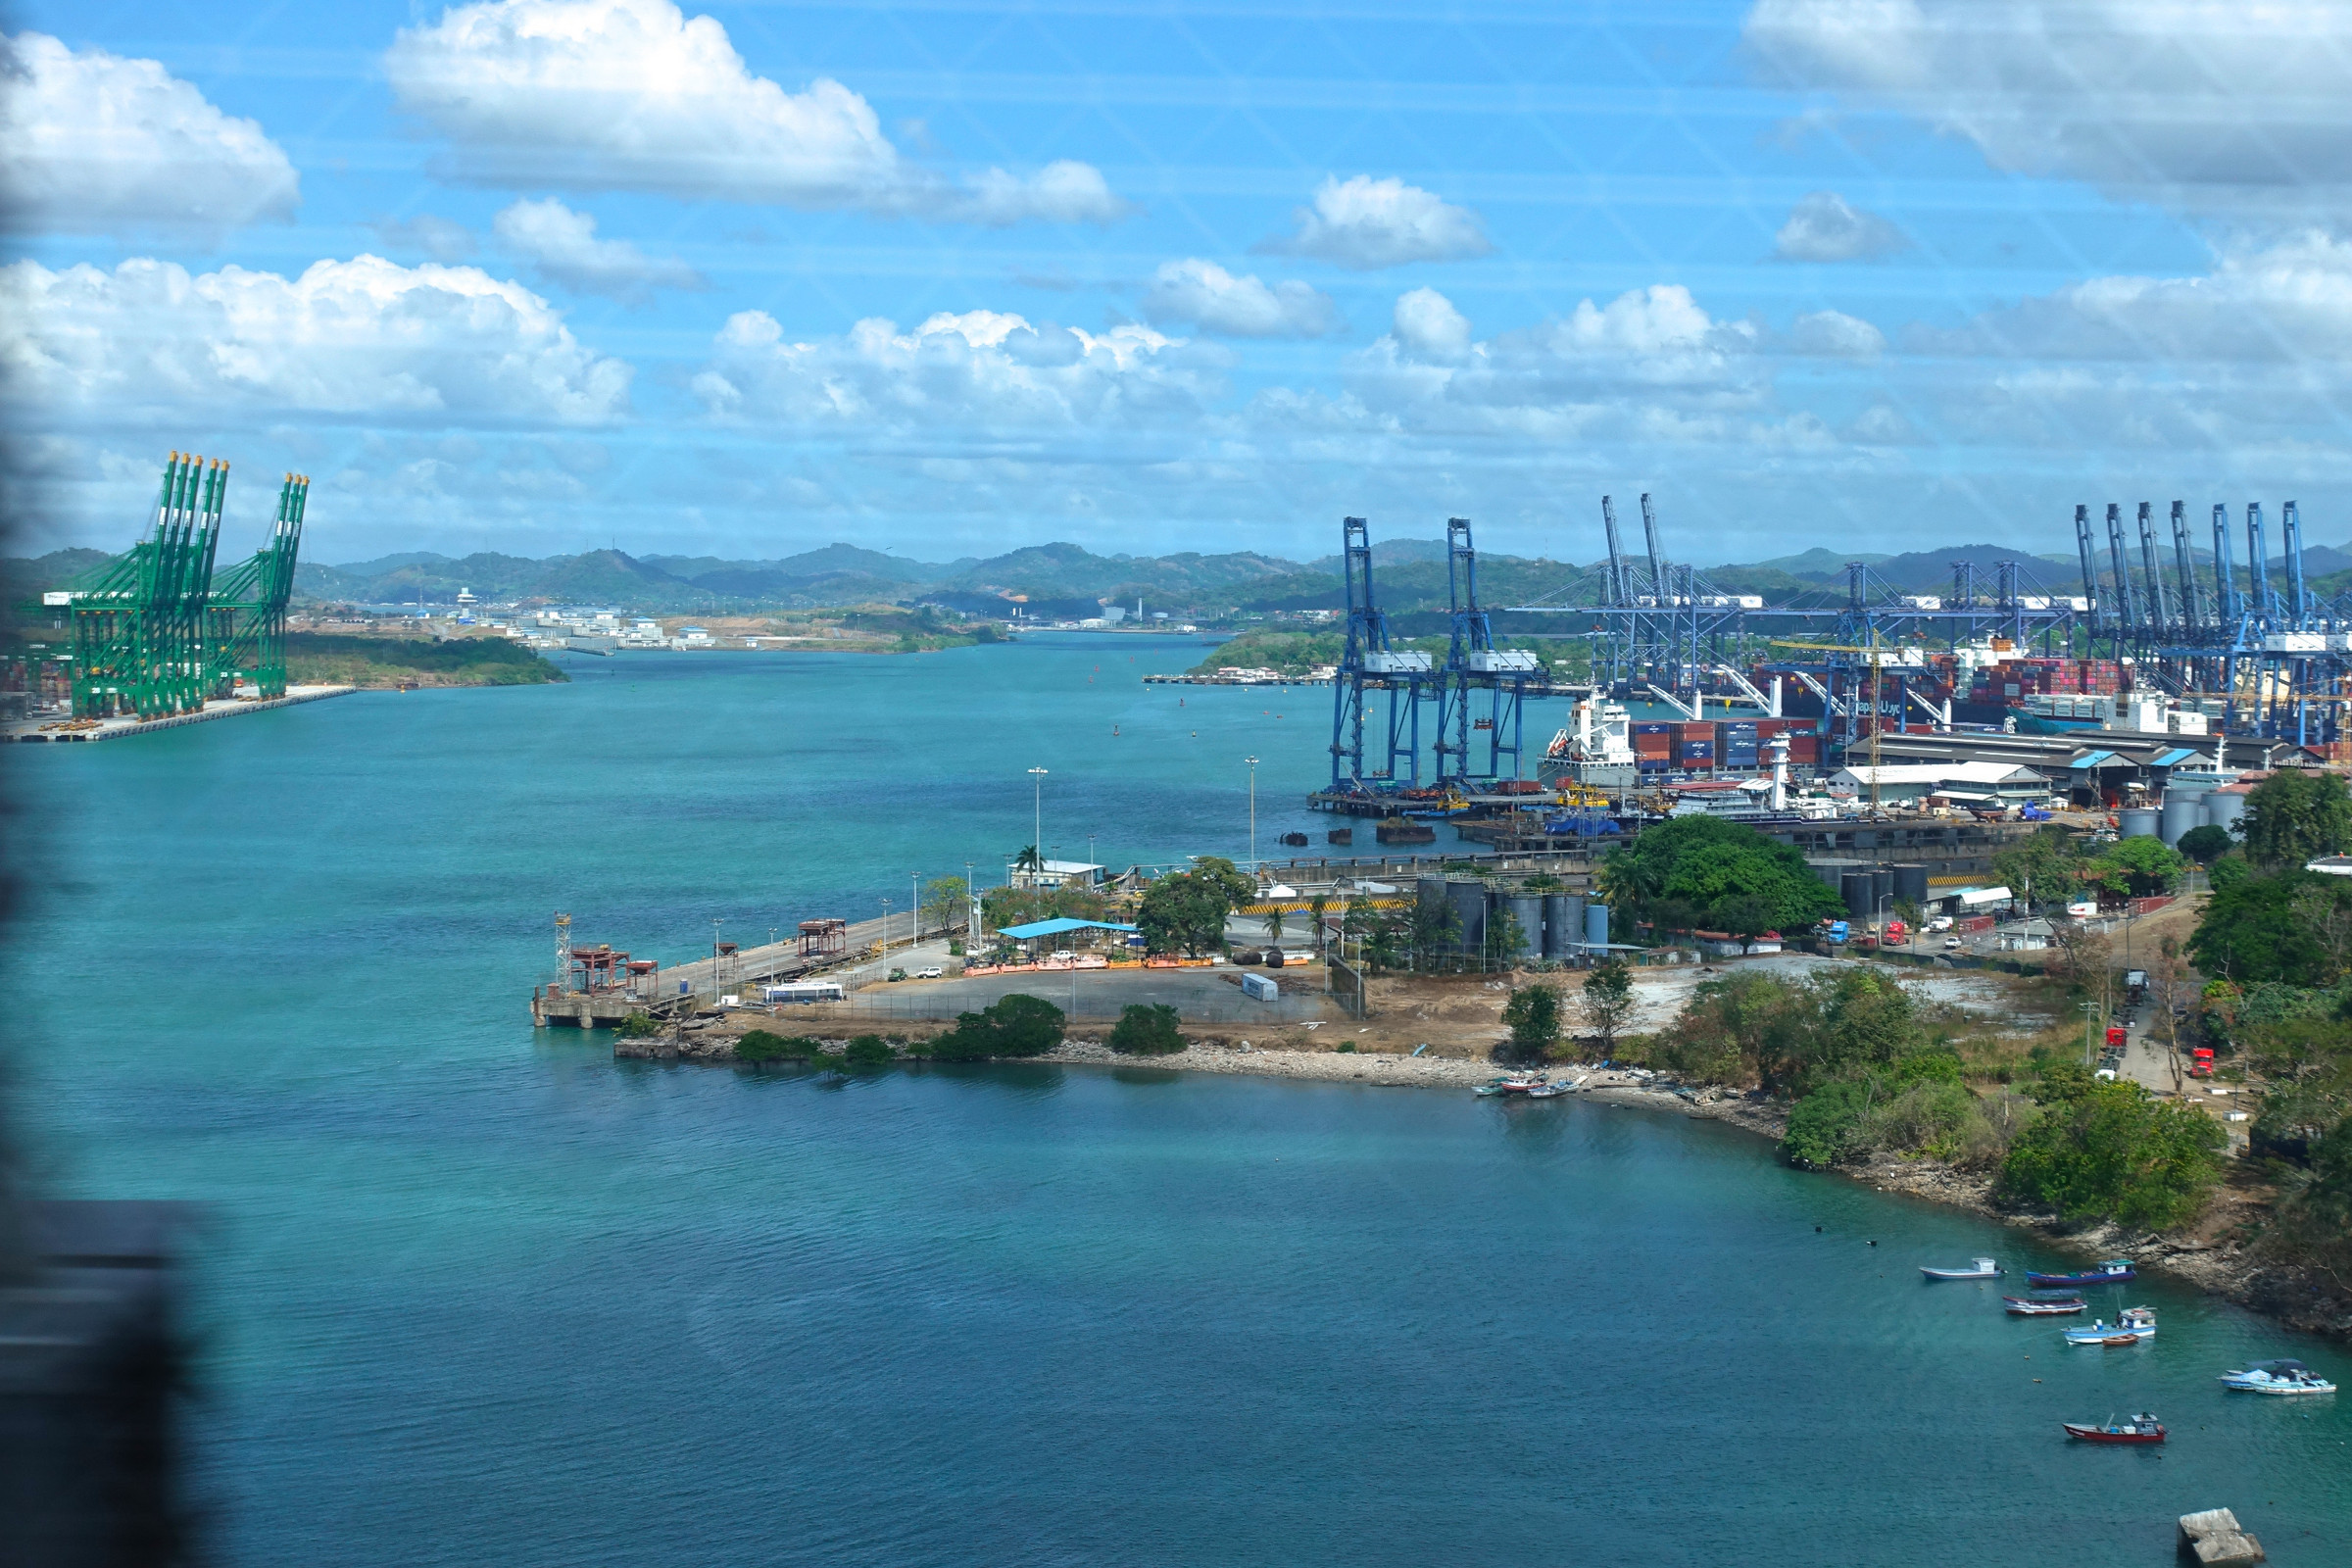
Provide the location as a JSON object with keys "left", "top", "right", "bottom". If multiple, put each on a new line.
{"left": 283, "top": 633, "right": 567, "bottom": 688}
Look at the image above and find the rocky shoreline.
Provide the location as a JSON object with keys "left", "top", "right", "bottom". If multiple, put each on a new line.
{"left": 615, "top": 1028, "right": 2349, "bottom": 1342}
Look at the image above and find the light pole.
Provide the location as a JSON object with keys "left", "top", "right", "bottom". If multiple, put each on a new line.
{"left": 1029, "top": 766, "right": 1049, "bottom": 871}
{"left": 1246, "top": 755, "right": 1259, "bottom": 871}
{"left": 964, "top": 860, "right": 976, "bottom": 951}
{"left": 881, "top": 897, "right": 893, "bottom": 957}
{"left": 912, "top": 872, "right": 920, "bottom": 945}
{"left": 711, "top": 918, "right": 722, "bottom": 1000}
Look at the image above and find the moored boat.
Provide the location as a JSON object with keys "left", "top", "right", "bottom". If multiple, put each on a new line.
{"left": 1920, "top": 1257, "right": 2000, "bottom": 1281}
{"left": 1525, "top": 1079, "right": 1574, "bottom": 1099}
{"left": 1473, "top": 1073, "right": 1545, "bottom": 1098}
{"left": 2028, "top": 1258, "right": 2134, "bottom": 1287}
{"left": 2004, "top": 1292, "right": 2087, "bottom": 1316}
{"left": 2065, "top": 1306, "right": 2155, "bottom": 1346}
{"left": 2220, "top": 1360, "right": 2337, "bottom": 1396}
{"left": 2063, "top": 1412, "right": 2165, "bottom": 1445}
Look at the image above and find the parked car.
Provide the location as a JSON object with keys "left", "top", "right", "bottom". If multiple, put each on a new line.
{"left": 911, "top": 966, "right": 943, "bottom": 980}
{"left": 1942, "top": 936, "right": 1963, "bottom": 951}
{"left": 1928, "top": 916, "right": 1953, "bottom": 932}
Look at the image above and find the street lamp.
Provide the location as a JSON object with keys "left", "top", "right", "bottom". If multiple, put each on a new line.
{"left": 911, "top": 872, "right": 920, "bottom": 946}
{"left": 1246, "top": 755, "right": 1259, "bottom": 871}
{"left": 1028, "top": 766, "right": 1049, "bottom": 879}
{"left": 881, "top": 897, "right": 893, "bottom": 957}
{"left": 711, "top": 917, "right": 722, "bottom": 999}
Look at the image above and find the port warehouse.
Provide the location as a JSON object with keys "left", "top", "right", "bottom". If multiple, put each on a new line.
{"left": 2, "top": 451, "right": 309, "bottom": 721}
{"left": 1310, "top": 497, "right": 2348, "bottom": 825}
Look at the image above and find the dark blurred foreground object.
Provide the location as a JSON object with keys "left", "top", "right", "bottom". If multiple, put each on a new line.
{"left": 2, "top": 1200, "right": 201, "bottom": 1568}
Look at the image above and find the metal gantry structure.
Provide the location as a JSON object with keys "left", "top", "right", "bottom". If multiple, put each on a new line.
{"left": 14, "top": 451, "right": 311, "bottom": 720}
{"left": 2070, "top": 497, "right": 2352, "bottom": 744}
{"left": 1328, "top": 514, "right": 1555, "bottom": 792}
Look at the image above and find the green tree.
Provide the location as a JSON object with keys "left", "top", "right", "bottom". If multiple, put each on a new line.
{"left": 2264, "top": 1111, "right": 2352, "bottom": 1287}
{"left": 1107, "top": 1003, "right": 1185, "bottom": 1054}
{"left": 1992, "top": 825, "right": 2084, "bottom": 910}
{"left": 920, "top": 876, "right": 970, "bottom": 937}
{"left": 1012, "top": 845, "right": 1045, "bottom": 873}
{"left": 1498, "top": 983, "right": 1562, "bottom": 1064}
{"left": 1581, "top": 961, "right": 1636, "bottom": 1055}
{"left": 616, "top": 1011, "right": 659, "bottom": 1039}
{"left": 2239, "top": 768, "right": 2352, "bottom": 871}
{"left": 2176, "top": 823, "right": 2234, "bottom": 866}
{"left": 1261, "top": 905, "right": 1287, "bottom": 946}
{"left": 2083, "top": 835, "right": 2184, "bottom": 897}
{"left": 1783, "top": 1079, "right": 1874, "bottom": 1167}
{"left": 2189, "top": 869, "right": 2352, "bottom": 986}
{"left": 1600, "top": 815, "right": 1841, "bottom": 935}
{"left": 1995, "top": 1063, "right": 2226, "bottom": 1229}
{"left": 931, "top": 993, "right": 1067, "bottom": 1060}
{"left": 1137, "top": 857, "right": 1254, "bottom": 956}
{"left": 1483, "top": 906, "right": 1529, "bottom": 965}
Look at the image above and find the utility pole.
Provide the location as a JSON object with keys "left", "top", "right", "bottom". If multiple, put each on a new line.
{"left": 710, "top": 917, "right": 722, "bottom": 1002}
{"left": 911, "top": 872, "right": 920, "bottom": 945}
{"left": 881, "top": 898, "right": 893, "bottom": 957}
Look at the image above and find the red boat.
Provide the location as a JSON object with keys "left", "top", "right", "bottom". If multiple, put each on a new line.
{"left": 2063, "top": 1413, "right": 2164, "bottom": 1445}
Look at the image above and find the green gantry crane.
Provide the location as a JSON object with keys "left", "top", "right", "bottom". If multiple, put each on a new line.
{"left": 205, "top": 471, "right": 310, "bottom": 699}
{"left": 34, "top": 452, "right": 312, "bottom": 720}
{"left": 66, "top": 452, "right": 227, "bottom": 718}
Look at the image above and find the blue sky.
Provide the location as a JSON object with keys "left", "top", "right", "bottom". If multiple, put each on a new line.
{"left": 9, "top": 0, "right": 2352, "bottom": 567}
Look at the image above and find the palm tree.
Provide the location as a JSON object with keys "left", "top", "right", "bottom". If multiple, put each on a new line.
{"left": 1262, "top": 905, "right": 1287, "bottom": 946}
{"left": 1012, "top": 845, "right": 1044, "bottom": 873}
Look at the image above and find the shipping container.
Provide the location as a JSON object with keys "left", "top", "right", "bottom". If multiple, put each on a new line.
{"left": 1677, "top": 741, "right": 1715, "bottom": 763}
{"left": 1678, "top": 721, "right": 1714, "bottom": 739}
{"left": 1632, "top": 720, "right": 1676, "bottom": 734}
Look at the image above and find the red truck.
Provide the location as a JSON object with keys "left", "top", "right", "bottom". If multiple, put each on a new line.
{"left": 2106, "top": 1025, "right": 2129, "bottom": 1051}
{"left": 2190, "top": 1048, "right": 2215, "bottom": 1079}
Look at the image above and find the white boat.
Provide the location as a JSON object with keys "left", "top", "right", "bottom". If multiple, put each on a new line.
{"left": 1525, "top": 1079, "right": 1573, "bottom": 1099}
{"left": 1920, "top": 1257, "right": 2001, "bottom": 1281}
{"left": 2065, "top": 1306, "right": 2156, "bottom": 1346}
{"left": 2220, "top": 1360, "right": 2336, "bottom": 1395}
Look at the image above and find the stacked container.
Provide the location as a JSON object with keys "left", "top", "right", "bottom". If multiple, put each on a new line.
{"left": 1633, "top": 720, "right": 1674, "bottom": 773}
{"left": 1722, "top": 720, "right": 1760, "bottom": 770}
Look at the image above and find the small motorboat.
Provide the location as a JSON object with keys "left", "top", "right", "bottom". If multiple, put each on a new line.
{"left": 2063, "top": 1412, "right": 2165, "bottom": 1445}
{"left": 2005, "top": 1292, "right": 2087, "bottom": 1316}
{"left": 2028, "top": 1259, "right": 2135, "bottom": 1288}
{"left": 1525, "top": 1079, "right": 1574, "bottom": 1099}
{"left": 1921, "top": 1257, "right": 2001, "bottom": 1281}
{"left": 1473, "top": 1073, "right": 1544, "bottom": 1098}
{"left": 2065, "top": 1306, "right": 2155, "bottom": 1346}
{"left": 2220, "top": 1360, "right": 2338, "bottom": 1396}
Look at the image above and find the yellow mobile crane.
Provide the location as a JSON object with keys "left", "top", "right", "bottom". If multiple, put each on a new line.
{"left": 1768, "top": 635, "right": 1893, "bottom": 815}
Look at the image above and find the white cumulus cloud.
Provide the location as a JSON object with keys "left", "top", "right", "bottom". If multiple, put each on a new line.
{"left": 1260, "top": 175, "right": 1492, "bottom": 270}
{"left": 1774, "top": 191, "right": 1907, "bottom": 262}
{"left": 1789, "top": 309, "right": 1886, "bottom": 357}
{"left": 386, "top": 0, "right": 1126, "bottom": 224}
{"left": 1745, "top": 1, "right": 2352, "bottom": 217}
{"left": 0, "top": 32, "right": 299, "bottom": 235}
{"left": 1141, "top": 259, "right": 1339, "bottom": 339}
{"left": 1336, "top": 282, "right": 1777, "bottom": 447}
{"left": 693, "top": 308, "right": 1220, "bottom": 430}
{"left": 1392, "top": 287, "right": 1472, "bottom": 363}
{"left": 0, "top": 254, "right": 632, "bottom": 425}
{"left": 493, "top": 197, "right": 703, "bottom": 301}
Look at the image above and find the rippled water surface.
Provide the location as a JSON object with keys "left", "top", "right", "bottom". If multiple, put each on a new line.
{"left": 17, "top": 639, "right": 2348, "bottom": 1565}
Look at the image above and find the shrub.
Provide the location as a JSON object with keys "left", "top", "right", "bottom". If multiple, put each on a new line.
{"left": 1336, "top": 1040, "right": 1356, "bottom": 1054}
{"left": 841, "top": 1034, "right": 895, "bottom": 1066}
{"left": 931, "top": 993, "right": 1067, "bottom": 1060}
{"left": 1783, "top": 1080, "right": 1873, "bottom": 1167}
{"left": 1995, "top": 1063, "right": 2225, "bottom": 1229}
{"left": 1497, "top": 983, "right": 1562, "bottom": 1064}
{"left": 616, "top": 1012, "right": 659, "bottom": 1039}
{"left": 735, "top": 1030, "right": 817, "bottom": 1063}
{"left": 1107, "top": 1003, "right": 1185, "bottom": 1055}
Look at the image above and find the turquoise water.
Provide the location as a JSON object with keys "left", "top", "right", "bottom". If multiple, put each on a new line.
{"left": 14, "top": 637, "right": 2348, "bottom": 1565}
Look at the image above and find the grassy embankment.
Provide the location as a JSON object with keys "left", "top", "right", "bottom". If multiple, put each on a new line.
{"left": 284, "top": 632, "right": 567, "bottom": 688}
